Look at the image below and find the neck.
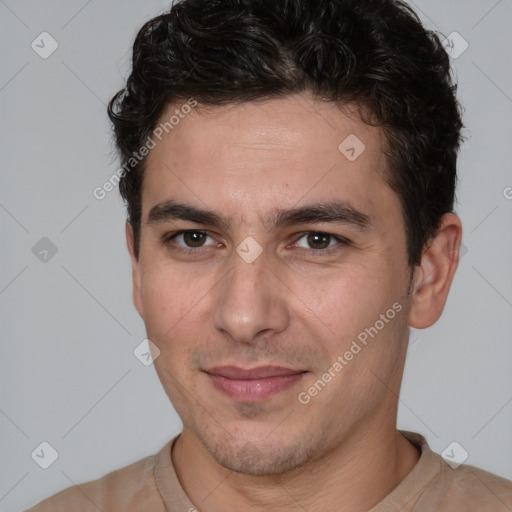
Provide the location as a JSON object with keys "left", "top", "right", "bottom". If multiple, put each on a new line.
{"left": 172, "top": 419, "right": 420, "bottom": 512}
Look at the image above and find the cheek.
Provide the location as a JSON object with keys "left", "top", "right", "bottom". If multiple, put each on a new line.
{"left": 139, "top": 261, "right": 206, "bottom": 344}
{"left": 291, "top": 263, "right": 394, "bottom": 334}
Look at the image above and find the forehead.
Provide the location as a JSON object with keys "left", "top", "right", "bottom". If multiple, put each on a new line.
{"left": 142, "top": 93, "right": 397, "bottom": 228}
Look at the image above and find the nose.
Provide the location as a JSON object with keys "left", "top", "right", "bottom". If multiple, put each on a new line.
{"left": 212, "top": 248, "right": 290, "bottom": 345}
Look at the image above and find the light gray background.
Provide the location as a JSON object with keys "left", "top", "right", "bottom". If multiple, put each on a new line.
{"left": 1, "top": 0, "right": 511, "bottom": 510}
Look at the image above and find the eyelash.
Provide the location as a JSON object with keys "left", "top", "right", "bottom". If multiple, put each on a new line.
{"left": 161, "top": 230, "right": 350, "bottom": 256}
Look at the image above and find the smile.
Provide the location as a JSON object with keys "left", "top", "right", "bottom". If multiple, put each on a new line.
{"left": 204, "top": 365, "right": 308, "bottom": 402}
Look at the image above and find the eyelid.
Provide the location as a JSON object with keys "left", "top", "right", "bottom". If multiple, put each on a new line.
{"left": 290, "top": 231, "right": 351, "bottom": 251}
{"left": 163, "top": 229, "right": 217, "bottom": 248}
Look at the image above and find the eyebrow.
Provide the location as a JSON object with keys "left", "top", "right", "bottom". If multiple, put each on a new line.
{"left": 147, "top": 199, "right": 371, "bottom": 231}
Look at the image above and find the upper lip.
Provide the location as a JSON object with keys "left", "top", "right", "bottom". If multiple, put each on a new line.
{"left": 204, "top": 365, "right": 306, "bottom": 380}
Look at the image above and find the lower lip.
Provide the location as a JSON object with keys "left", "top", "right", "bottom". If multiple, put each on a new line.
{"left": 207, "top": 373, "right": 306, "bottom": 402}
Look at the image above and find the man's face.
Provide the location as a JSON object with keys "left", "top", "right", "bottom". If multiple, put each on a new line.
{"left": 129, "top": 93, "right": 415, "bottom": 475}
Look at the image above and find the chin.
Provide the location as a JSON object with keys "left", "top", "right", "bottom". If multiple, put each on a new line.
{"left": 198, "top": 426, "right": 322, "bottom": 476}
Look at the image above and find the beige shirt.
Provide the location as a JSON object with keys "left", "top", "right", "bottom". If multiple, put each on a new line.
{"left": 26, "top": 430, "right": 512, "bottom": 511}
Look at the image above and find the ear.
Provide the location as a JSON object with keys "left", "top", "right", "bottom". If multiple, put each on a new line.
{"left": 408, "top": 213, "right": 462, "bottom": 329}
{"left": 125, "top": 221, "right": 144, "bottom": 318}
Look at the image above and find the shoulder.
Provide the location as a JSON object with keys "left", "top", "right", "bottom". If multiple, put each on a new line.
{"left": 25, "top": 450, "right": 167, "bottom": 512}
{"left": 398, "top": 431, "right": 512, "bottom": 511}
{"left": 431, "top": 461, "right": 512, "bottom": 510}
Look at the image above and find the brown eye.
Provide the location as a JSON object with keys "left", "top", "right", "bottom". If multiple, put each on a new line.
{"left": 292, "top": 231, "right": 349, "bottom": 254}
{"left": 182, "top": 231, "right": 208, "bottom": 247}
{"left": 165, "top": 230, "right": 215, "bottom": 249}
{"left": 306, "top": 232, "right": 331, "bottom": 250}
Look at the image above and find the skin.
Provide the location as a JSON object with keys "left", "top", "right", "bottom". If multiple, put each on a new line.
{"left": 126, "top": 92, "right": 462, "bottom": 511}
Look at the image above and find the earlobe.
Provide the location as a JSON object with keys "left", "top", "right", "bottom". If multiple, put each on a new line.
{"left": 408, "top": 213, "right": 462, "bottom": 329}
{"left": 125, "top": 221, "right": 144, "bottom": 318}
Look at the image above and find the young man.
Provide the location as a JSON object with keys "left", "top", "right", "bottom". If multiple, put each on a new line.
{"left": 27, "top": 0, "right": 512, "bottom": 510}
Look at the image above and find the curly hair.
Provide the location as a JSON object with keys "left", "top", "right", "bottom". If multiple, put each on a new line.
{"left": 108, "top": 0, "right": 464, "bottom": 266}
